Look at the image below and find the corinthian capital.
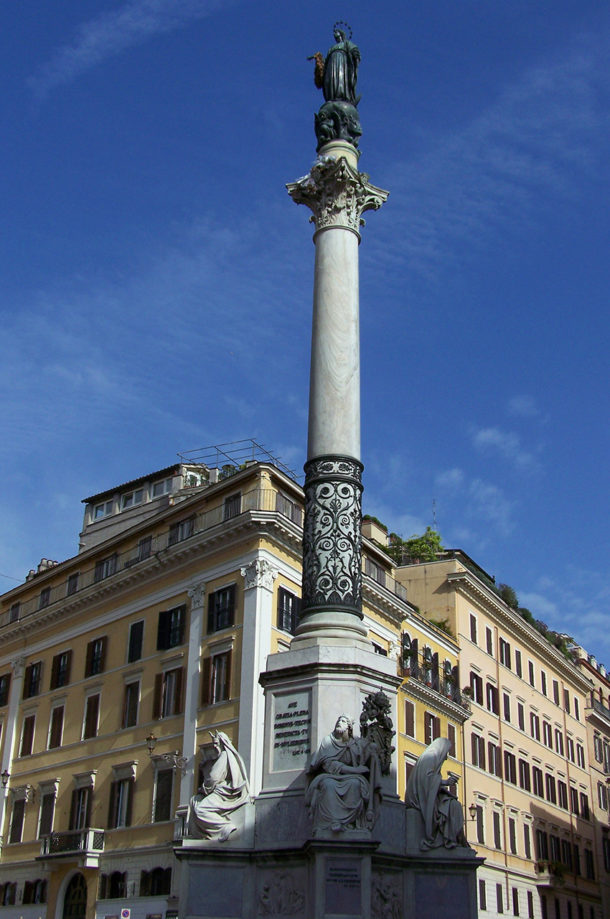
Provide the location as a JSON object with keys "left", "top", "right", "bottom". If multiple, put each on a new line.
{"left": 287, "top": 156, "right": 388, "bottom": 234}
{"left": 11, "top": 656, "right": 26, "bottom": 677}
{"left": 241, "top": 559, "right": 278, "bottom": 592}
{"left": 188, "top": 583, "right": 206, "bottom": 608}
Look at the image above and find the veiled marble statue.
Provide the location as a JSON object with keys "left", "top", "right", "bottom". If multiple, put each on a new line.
{"left": 188, "top": 731, "right": 250, "bottom": 841}
{"left": 405, "top": 737, "right": 470, "bottom": 850}
{"left": 309, "top": 23, "right": 363, "bottom": 151}
{"left": 305, "top": 714, "right": 382, "bottom": 836}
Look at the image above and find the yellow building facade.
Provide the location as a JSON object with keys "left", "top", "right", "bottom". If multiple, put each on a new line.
{"left": 0, "top": 459, "right": 469, "bottom": 919}
{"left": 395, "top": 553, "right": 602, "bottom": 919}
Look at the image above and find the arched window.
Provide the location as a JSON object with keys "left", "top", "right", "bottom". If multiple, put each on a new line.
{"left": 63, "top": 873, "right": 87, "bottom": 919}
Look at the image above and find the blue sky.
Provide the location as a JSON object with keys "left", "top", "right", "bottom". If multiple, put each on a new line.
{"left": 1, "top": 1, "right": 609, "bottom": 662}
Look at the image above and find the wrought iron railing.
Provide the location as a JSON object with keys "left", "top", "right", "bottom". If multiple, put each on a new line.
{"left": 399, "top": 650, "right": 465, "bottom": 706}
{"left": 40, "top": 828, "right": 105, "bottom": 857}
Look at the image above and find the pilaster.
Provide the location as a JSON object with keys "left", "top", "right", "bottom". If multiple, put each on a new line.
{"left": 180, "top": 583, "right": 206, "bottom": 806}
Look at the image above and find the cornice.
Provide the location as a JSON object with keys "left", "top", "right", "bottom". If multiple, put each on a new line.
{"left": 400, "top": 680, "right": 472, "bottom": 724}
{"left": 446, "top": 570, "right": 592, "bottom": 691}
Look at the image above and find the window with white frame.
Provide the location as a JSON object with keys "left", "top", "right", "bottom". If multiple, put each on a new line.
{"left": 108, "top": 762, "right": 136, "bottom": 829}
{"left": 93, "top": 499, "right": 114, "bottom": 520}
{"left": 121, "top": 487, "right": 144, "bottom": 509}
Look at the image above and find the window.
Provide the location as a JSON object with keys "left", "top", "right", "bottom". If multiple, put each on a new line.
{"left": 503, "top": 693, "right": 511, "bottom": 722}
{"left": 122, "top": 681, "right": 139, "bottom": 728}
{"left": 94, "top": 553, "right": 117, "bottom": 581}
{"left": 532, "top": 767, "right": 544, "bottom": 797}
{"left": 603, "top": 836, "right": 610, "bottom": 872}
{"left": 223, "top": 493, "right": 241, "bottom": 520}
{"left": 496, "top": 883, "right": 504, "bottom": 914}
{"left": 486, "top": 683, "right": 499, "bottom": 714}
{"left": 573, "top": 844, "right": 580, "bottom": 875}
{"left": 518, "top": 702, "right": 525, "bottom": 731}
{"left": 584, "top": 849, "right": 595, "bottom": 880}
{"left": 404, "top": 700, "right": 415, "bottom": 738}
{"left": 153, "top": 667, "right": 184, "bottom": 718}
{"left": 121, "top": 487, "right": 144, "bottom": 509}
{"left": 202, "top": 651, "right": 232, "bottom": 705}
{"left": 50, "top": 650, "right": 72, "bottom": 689}
{"left": 447, "top": 723, "right": 456, "bottom": 757}
{"left": 479, "top": 879, "right": 487, "bottom": 911}
{"left": 208, "top": 584, "right": 236, "bottom": 633}
{"left": 277, "top": 588, "right": 300, "bottom": 634}
{"left": 576, "top": 743, "right": 585, "bottom": 768}
{"left": 108, "top": 777, "right": 134, "bottom": 828}
{"left": 488, "top": 742, "right": 502, "bottom": 777}
{"left": 83, "top": 694, "right": 100, "bottom": 739}
{"left": 570, "top": 786, "right": 579, "bottom": 815}
{"left": 140, "top": 867, "right": 171, "bottom": 896}
{"left": 598, "top": 781, "right": 608, "bottom": 811}
{"left": 9, "top": 798, "right": 26, "bottom": 843}
{"left": 69, "top": 786, "right": 91, "bottom": 830}
{"left": 561, "top": 839, "right": 573, "bottom": 871}
{"left": 499, "top": 638, "right": 511, "bottom": 668}
{"left": 566, "top": 737, "right": 575, "bottom": 762}
{"left": 94, "top": 499, "right": 113, "bottom": 519}
{"left": 39, "top": 586, "right": 51, "bottom": 609}
{"left": 509, "top": 818, "right": 517, "bottom": 855}
{"left": 504, "top": 751, "right": 517, "bottom": 785}
{"left": 527, "top": 892, "right": 534, "bottom": 919}
{"left": 512, "top": 888, "right": 520, "bottom": 916}
{"left": 558, "top": 781, "right": 568, "bottom": 809}
{"left": 564, "top": 688, "right": 570, "bottom": 714}
{"left": 486, "top": 627, "right": 493, "bottom": 655}
{"left": 472, "top": 733, "right": 486, "bottom": 769}
{"left": 528, "top": 660, "right": 535, "bottom": 686}
{"left": 9, "top": 602, "right": 20, "bottom": 622}
{"left": 38, "top": 792, "right": 55, "bottom": 838}
{"left": 128, "top": 620, "right": 144, "bottom": 662}
{"left": 23, "top": 880, "right": 47, "bottom": 904}
{"left": 275, "top": 492, "right": 303, "bottom": 526}
{"left": 85, "top": 636, "right": 107, "bottom": 677}
{"left": 579, "top": 792, "right": 589, "bottom": 820}
{"left": 519, "top": 759, "right": 531, "bottom": 791}
{"left": 0, "top": 673, "right": 11, "bottom": 706}
{"left": 99, "top": 872, "right": 127, "bottom": 899}
{"left": 536, "top": 828, "right": 549, "bottom": 860}
{"left": 20, "top": 714, "right": 36, "bottom": 756}
{"left": 48, "top": 705, "right": 64, "bottom": 748}
{"left": 515, "top": 649, "right": 522, "bottom": 678}
{"left": 138, "top": 535, "right": 152, "bottom": 560}
{"left": 530, "top": 712, "right": 540, "bottom": 741}
{"left": 153, "top": 768, "right": 174, "bottom": 822}
{"left": 470, "top": 672, "right": 483, "bottom": 705}
{"left": 470, "top": 614, "right": 478, "bottom": 644}
{"left": 152, "top": 477, "right": 172, "bottom": 497}
{"left": 23, "top": 661, "right": 42, "bottom": 698}
{"left": 594, "top": 734, "right": 603, "bottom": 762}
{"left": 545, "top": 774, "right": 557, "bottom": 805}
{"left": 424, "top": 712, "right": 441, "bottom": 745}
{"left": 543, "top": 721, "right": 553, "bottom": 749}
{"left": 541, "top": 671, "right": 547, "bottom": 696}
{"left": 475, "top": 804, "right": 485, "bottom": 843}
{"left": 157, "top": 604, "right": 186, "bottom": 650}
{"left": 524, "top": 824, "right": 532, "bottom": 859}
{"left": 553, "top": 680, "right": 560, "bottom": 705}
{"left": 574, "top": 697, "right": 580, "bottom": 720}
{"left": 168, "top": 516, "right": 194, "bottom": 545}
{"left": 555, "top": 729, "right": 564, "bottom": 756}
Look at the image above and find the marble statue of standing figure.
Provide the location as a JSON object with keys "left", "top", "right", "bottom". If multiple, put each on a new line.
{"left": 405, "top": 736, "right": 470, "bottom": 850}
{"left": 305, "top": 714, "right": 382, "bottom": 835}
{"left": 188, "top": 731, "right": 250, "bottom": 841}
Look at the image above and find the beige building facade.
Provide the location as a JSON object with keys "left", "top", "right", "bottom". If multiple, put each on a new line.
{"left": 0, "top": 458, "right": 469, "bottom": 919}
{"left": 395, "top": 553, "right": 602, "bottom": 919}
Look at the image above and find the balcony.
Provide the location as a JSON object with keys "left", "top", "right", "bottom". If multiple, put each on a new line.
{"left": 38, "top": 828, "right": 105, "bottom": 868}
{"left": 534, "top": 860, "right": 565, "bottom": 888}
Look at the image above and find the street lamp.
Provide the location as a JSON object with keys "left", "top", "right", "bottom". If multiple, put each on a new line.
{"left": 468, "top": 803, "right": 477, "bottom": 822}
{"left": 1, "top": 770, "right": 9, "bottom": 789}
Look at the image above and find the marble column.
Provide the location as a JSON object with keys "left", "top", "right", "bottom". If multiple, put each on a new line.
{"left": 0, "top": 657, "right": 25, "bottom": 845}
{"left": 287, "top": 141, "right": 388, "bottom": 646}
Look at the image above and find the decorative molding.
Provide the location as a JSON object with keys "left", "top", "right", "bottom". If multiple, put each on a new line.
{"left": 11, "top": 656, "right": 25, "bottom": 677}
{"left": 258, "top": 872, "right": 305, "bottom": 916}
{"left": 188, "top": 582, "right": 206, "bottom": 608}
{"left": 287, "top": 156, "right": 388, "bottom": 235}
{"left": 301, "top": 455, "right": 363, "bottom": 616}
{"left": 241, "top": 559, "right": 278, "bottom": 592}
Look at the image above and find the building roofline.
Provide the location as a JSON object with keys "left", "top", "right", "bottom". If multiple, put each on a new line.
{"left": 82, "top": 463, "right": 186, "bottom": 504}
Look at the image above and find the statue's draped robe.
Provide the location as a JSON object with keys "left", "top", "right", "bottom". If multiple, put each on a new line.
{"left": 188, "top": 736, "right": 250, "bottom": 839}
{"left": 305, "top": 733, "right": 381, "bottom": 832}
{"left": 322, "top": 39, "right": 360, "bottom": 104}
{"left": 405, "top": 737, "right": 465, "bottom": 849}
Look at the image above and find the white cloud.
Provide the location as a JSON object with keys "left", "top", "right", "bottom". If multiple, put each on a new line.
{"left": 518, "top": 591, "right": 560, "bottom": 621}
{"left": 435, "top": 467, "right": 464, "bottom": 490}
{"left": 28, "top": 0, "right": 232, "bottom": 98}
{"left": 468, "top": 479, "right": 514, "bottom": 536}
{"left": 507, "top": 395, "right": 541, "bottom": 418}
{"left": 472, "top": 426, "right": 538, "bottom": 470}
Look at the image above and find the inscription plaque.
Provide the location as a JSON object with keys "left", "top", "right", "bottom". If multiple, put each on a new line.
{"left": 325, "top": 859, "right": 361, "bottom": 916}
{"left": 272, "top": 690, "right": 312, "bottom": 772}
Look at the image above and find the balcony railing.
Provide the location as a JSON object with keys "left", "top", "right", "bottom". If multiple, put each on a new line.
{"left": 363, "top": 559, "right": 408, "bottom": 602}
{"left": 2, "top": 488, "right": 303, "bottom": 628}
{"left": 400, "top": 651, "right": 465, "bottom": 707}
{"left": 40, "top": 828, "right": 105, "bottom": 858}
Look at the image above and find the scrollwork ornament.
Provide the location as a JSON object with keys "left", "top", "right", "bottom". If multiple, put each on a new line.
{"left": 301, "top": 455, "right": 363, "bottom": 615}
{"left": 241, "top": 558, "right": 278, "bottom": 592}
{"left": 287, "top": 157, "right": 388, "bottom": 234}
